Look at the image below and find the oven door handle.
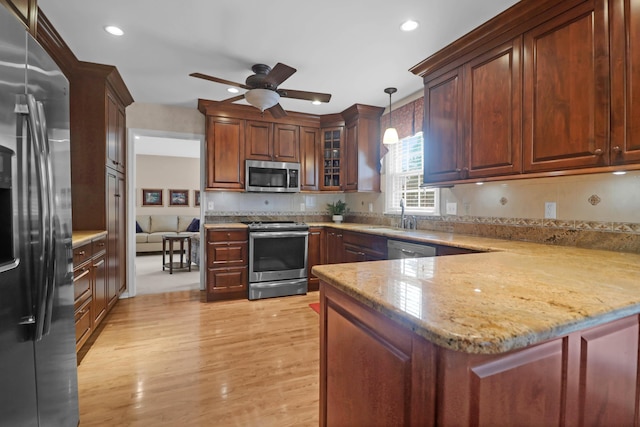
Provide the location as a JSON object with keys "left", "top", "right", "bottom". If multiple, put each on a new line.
{"left": 250, "top": 231, "right": 309, "bottom": 239}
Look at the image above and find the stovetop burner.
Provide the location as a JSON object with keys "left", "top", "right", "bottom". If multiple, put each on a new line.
{"left": 242, "top": 220, "right": 309, "bottom": 231}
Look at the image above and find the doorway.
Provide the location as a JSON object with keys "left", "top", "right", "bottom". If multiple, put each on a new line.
{"left": 125, "top": 128, "right": 205, "bottom": 298}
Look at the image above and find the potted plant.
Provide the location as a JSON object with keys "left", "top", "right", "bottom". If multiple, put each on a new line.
{"left": 326, "top": 200, "right": 348, "bottom": 223}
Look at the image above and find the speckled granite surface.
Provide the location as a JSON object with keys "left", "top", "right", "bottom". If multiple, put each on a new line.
{"left": 311, "top": 224, "right": 640, "bottom": 355}
{"left": 72, "top": 230, "right": 107, "bottom": 247}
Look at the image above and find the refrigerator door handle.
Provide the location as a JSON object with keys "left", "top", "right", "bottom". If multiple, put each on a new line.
{"left": 36, "top": 100, "right": 56, "bottom": 338}
{"left": 22, "top": 94, "right": 49, "bottom": 341}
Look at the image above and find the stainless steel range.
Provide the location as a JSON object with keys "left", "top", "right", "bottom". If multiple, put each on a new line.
{"left": 244, "top": 221, "right": 309, "bottom": 300}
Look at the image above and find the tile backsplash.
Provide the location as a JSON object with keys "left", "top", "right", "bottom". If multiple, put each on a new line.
{"left": 202, "top": 170, "right": 640, "bottom": 253}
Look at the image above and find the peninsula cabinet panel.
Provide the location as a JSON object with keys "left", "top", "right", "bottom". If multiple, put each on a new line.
{"left": 206, "top": 116, "right": 245, "bottom": 190}
{"left": 464, "top": 37, "right": 522, "bottom": 178}
{"left": 300, "top": 126, "right": 319, "bottom": 190}
{"left": 424, "top": 68, "right": 465, "bottom": 182}
{"left": 522, "top": 0, "right": 609, "bottom": 172}
{"left": 610, "top": 0, "right": 640, "bottom": 164}
{"left": 321, "top": 282, "right": 640, "bottom": 426}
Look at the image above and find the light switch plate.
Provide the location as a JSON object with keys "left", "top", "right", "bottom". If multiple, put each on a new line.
{"left": 544, "top": 202, "right": 556, "bottom": 219}
{"left": 207, "top": 201, "right": 214, "bottom": 211}
{"left": 446, "top": 202, "right": 457, "bottom": 215}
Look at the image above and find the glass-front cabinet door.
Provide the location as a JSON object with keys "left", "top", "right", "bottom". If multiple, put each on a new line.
{"left": 321, "top": 127, "right": 343, "bottom": 190}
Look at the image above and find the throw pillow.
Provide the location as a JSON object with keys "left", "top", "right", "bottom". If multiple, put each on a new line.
{"left": 186, "top": 218, "right": 200, "bottom": 232}
{"left": 136, "top": 221, "right": 142, "bottom": 233}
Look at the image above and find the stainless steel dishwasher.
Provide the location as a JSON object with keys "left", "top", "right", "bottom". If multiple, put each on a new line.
{"left": 387, "top": 239, "right": 436, "bottom": 259}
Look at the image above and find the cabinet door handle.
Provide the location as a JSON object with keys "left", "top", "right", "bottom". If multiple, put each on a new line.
{"left": 77, "top": 250, "right": 85, "bottom": 256}
{"left": 612, "top": 146, "right": 621, "bottom": 153}
{"left": 593, "top": 148, "right": 604, "bottom": 156}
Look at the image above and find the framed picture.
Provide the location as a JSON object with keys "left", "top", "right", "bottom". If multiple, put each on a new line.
{"left": 169, "top": 189, "right": 189, "bottom": 206}
{"left": 142, "top": 189, "right": 163, "bottom": 206}
{"left": 194, "top": 190, "right": 200, "bottom": 206}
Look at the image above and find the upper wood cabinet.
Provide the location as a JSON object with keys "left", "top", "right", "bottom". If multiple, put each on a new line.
{"left": 319, "top": 126, "right": 343, "bottom": 190}
{"left": 415, "top": 0, "right": 640, "bottom": 184}
{"left": 300, "top": 126, "right": 320, "bottom": 190}
{"left": 522, "top": 0, "right": 609, "bottom": 172}
{"left": 106, "top": 89, "right": 126, "bottom": 173}
{"left": 424, "top": 68, "right": 465, "bottom": 183}
{"left": 610, "top": 0, "right": 640, "bottom": 164}
{"left": 342, "top": 104, "right": 384, "bottom": 192}
{"left": 206, "top": 116, "right": 245, "bottom": 190}
{"left": 464, "top": 38, "right": 522, "bottom": 179}
{"left": 245, "top": 121, "right": 300, "bottom": 163}
{"left": 0, "top": 0, "right": 37, "bottom": 34}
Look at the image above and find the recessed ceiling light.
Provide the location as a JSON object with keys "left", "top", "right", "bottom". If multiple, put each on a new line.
{"left": 475, "top": 182, "right": 484, "bottom": 185}
{"left": 227, "top": 87, "right": 239, "bottom": 94}
{"left": 401, "top": 20, "right": 419, "bottom": 32}
{"left": 613, "top": 171, "right": 627, "bottom": 175}
{"left": 311, "top": 100, "right": 321, "bottom": 105}
{"left": 104, "top": 26, "right": 124, "bottom": 36}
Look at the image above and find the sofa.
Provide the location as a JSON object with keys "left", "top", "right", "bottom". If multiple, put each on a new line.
{"left": 136, "top": 215, "right": 200, "bottom": 254}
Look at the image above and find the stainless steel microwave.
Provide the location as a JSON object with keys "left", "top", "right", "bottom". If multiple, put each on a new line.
{"left": 245, "top": 160, "right": 300, "bottom": 193}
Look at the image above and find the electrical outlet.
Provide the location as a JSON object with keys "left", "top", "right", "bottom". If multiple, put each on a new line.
{"left": 299, "top": 203, "right": 305, "bottom": 212}
{"left": 368, "top": 203, "right": 373, "bottom": 212}
{"left": 446, "top": 202, "right": 457, "bottom": 215}
{"left": 544, "top": 202, "right": 556, "bottom": 219}
{"left": 207, "top": 201, "right": 214, "bottom": 211}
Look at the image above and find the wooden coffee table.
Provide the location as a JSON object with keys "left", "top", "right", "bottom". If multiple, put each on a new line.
{"left": 162, "top": 235, "right": 192, "bottom": 274}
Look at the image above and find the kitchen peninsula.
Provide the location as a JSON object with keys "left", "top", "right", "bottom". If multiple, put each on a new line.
{"left": 312, "top": 232, "right": 640, "bottom": 426}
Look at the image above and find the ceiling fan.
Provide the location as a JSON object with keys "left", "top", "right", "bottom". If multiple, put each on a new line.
{"left": 190, "top": 63, "right": 331, "bottom": 118}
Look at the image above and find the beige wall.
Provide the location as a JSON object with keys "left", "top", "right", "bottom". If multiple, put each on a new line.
{"left": 127, "top": 102, "right": 205, "bottom": 135}
{"left": 136, "top": 154, "right": 200, "bottom": 216}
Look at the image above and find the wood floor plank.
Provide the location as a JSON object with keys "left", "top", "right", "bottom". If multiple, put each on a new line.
{"left": 78, "top": 290, "right": 320, "bottom": 426}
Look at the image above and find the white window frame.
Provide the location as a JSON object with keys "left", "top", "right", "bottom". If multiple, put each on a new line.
{"left": 384, "top": 132, "right": 440, "bottom": 215}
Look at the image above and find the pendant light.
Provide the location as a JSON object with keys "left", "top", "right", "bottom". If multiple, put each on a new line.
{"left": 383, "top": 87, "right": 399, "bottom": 145}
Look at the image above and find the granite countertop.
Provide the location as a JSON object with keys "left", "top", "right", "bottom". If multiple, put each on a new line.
{"left": 72, "top": 230, "right": 107, "bottom": 247}
{"left": 203, "top": 223, "right": 249, "bottom": 230}
{"left": 311, "top": 223, "right": 640, "bottom": 355}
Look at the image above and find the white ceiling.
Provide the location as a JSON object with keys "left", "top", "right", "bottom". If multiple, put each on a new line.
{"left": 37, "top": 0, "right": 520, "bottom": 116}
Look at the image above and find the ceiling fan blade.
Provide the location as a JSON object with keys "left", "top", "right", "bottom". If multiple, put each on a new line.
{"left": 220, "top": 94, "right": 245, "bottom": 104}
{"left": 189, "top": 72, "right": 251, "bottom": 90}
{"left": 278, "top": 88, "right": 331, "bottom": 103}
{"left": 264, "top": 63, "right": 296, "bottom": 87}
{"left": 268, "top": 103, "right": 287, "bottom": 118}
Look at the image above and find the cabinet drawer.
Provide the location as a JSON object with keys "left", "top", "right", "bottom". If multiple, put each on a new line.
{"left": 207, "top": 229, "right": 247, "bottom": 243}
{"left": 92, "top": 236, "right": 107, "bottom": 256}
{"left": 73, "top": 242, "right": 92, "bottom": 266}
{"left": 73, "top": 264, "right": 92, "bottom": 308}
{"left": 207, "top": 267, "right": 248, "bottom": 293}
{"left": 75, "top": 297, "right": 92, "bottom": 351}
{"left": 207, "top": 242, "right": 248, "bottom": 267}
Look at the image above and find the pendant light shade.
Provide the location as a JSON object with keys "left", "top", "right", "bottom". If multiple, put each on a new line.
{"left": 383, "top": 87, "right": 399, "bottom": 145}
{"left": 245, "top": 88, "right": 280, "bottom": 112}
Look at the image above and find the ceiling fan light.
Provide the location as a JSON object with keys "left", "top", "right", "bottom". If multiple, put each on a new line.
{"left": 245, "top": 88, "right": 280, "bottom": 112}
{"left": 383, "top": 127, "right": 399, "bottom": 145}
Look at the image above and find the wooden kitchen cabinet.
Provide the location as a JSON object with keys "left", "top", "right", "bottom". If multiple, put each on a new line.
{"left": 70, "top": 61, "right": 132, "bottom": 309}
{"left": 320, "top": 127, "right": 343, "bottom": 190}
{"left": 325, "top": 228, "right": 344, "bottom": 264}
{"left": 307, "top": 227, "right": 324, "bottom": 291}
{"left": 522, "top": 0, "right": 609, "bottom": 172}
{"left": 342, "top": 104, "right": 384, "bottom": 192}
{"left": 342, "top": 230, "right": 387, "bottom": 262}
{"left": 300, "top": 126, "right": 320, "bottom": 190}
{"left": 205, "top": 228, "right": 248, "bottom": 301}
{"left": 423, "top": 67, "right": 465, "bottom": 183}
{"left": 206, "top": 116, "right": 245, "bottom": 190}
{"left": 463, "top": 37, "right": 522, "bottom": 179}
{"left": 321, "top": 282, "right": 640, "bottom": 426}
{"left": 73, "top": 233, "right": 107, "bottom": 353}
{"left": 610, "top": 0, "right": 640, "bottom": 165}
{"left": 245, "top": 121, "right": 299, "bottom": 163}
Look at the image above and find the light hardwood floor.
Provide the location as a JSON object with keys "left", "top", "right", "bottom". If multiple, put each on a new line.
{"left": 77, "top": 290, "right": 320, "bottom": 426}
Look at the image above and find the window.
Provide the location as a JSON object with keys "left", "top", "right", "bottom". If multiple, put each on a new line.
{"left": 385, "top": 132, "right": 439, "bottom": 215}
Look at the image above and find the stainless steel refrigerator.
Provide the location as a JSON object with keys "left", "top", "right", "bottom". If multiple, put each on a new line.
{"left": 0, "top": 4, "right": 79, "bottom": 426}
